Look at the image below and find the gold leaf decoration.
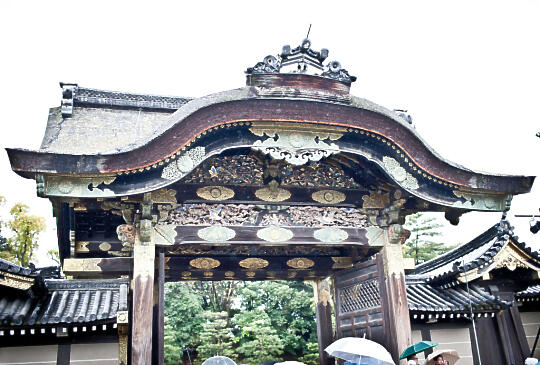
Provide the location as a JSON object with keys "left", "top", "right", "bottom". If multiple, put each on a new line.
{"left": 189, "top": 257, "right": 221, "bottom": 270}
{"left": 99, "top": 242, "right": 112, "bottom": 251}
{"left": 203, "top": 271, "right": 214, "bottom": 277}
{"left": 361, "top": 191, "right": 390, "bottom": 209}
{"left": 287, "top": 258, "right": 315, "bottom": 269}
{"left": 225, "top": 271, "right": 235, "bottom": 277}
{"left": 257, "top": 226, "right": 294, "bottom": 242}
{"left": 151, "top": 188, "right": 178, "bottom": 204}
{"left": 287, "top": 271, "right": 297, "bottom": 278}
{"left": 181, "top": 271, "right": 192, "bottom": 277}
{"left": 331, "top": 257, "right": 354, "bottom": 269}
{"left": 75, "top": 241, "right": 90, "bottom": 253}
{"left": 312, "top": 190, "right": 346, "bottom": 204}
{"left": 246, "top": 271, "right": 256, "bottom": 278}
{"left": 255, "top": 180, "right": 291, "bottom": 202}
{"left": 239, "top": 258, "right": 269, "bottom": 269}
{"left": 196, "top": 186, "right": 235, "bottom": 201}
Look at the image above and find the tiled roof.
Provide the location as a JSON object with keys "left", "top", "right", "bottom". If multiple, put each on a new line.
{"left": 516, "top": 285, "right": 540, "bottom": 302}
{"left": 0, "top": 258, "right": 34, "bottom": 277}
{"left": 406, "top": 277, "right": 509, "bottom": 316}
{"left": 0, "top": 278, "right": 128, "bottom": 328}
{"left": 410, "top": 219, "right": 540, "bottom": 285}
{"left": 74, "top": 86, "right": 193, "bottom": 111}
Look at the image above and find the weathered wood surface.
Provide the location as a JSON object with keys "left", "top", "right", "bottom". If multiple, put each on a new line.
{"left": 131, "top": 243, "right": 155, "bottom": 365}
{"left": 314, "top": 279, "right": 334, "bottom": 365}
{"left": 63, "top": 257, "right": 132, "bottom": 277}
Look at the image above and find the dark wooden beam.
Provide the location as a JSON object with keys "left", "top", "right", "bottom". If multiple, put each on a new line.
{"left": 63, "top": 257, "right": 132, "bottom": 277}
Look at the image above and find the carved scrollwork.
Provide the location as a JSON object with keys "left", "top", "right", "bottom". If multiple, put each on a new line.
{"left": 0, "top": 272, "right": 34, "bottom": 290}
{"left": 250, "top": 122, "right": 345, "bottom": 166}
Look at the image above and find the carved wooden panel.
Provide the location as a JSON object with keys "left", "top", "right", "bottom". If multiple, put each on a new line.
{"left": 334, "top": 256, "right": 385, "bottom": 344}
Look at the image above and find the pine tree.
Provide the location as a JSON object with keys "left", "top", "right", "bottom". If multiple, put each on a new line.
{"left": 403, "top": 213, "right": 455, "bottom": 264}
{"left": 197, "top": 311, "right": 236, "bottom": 361}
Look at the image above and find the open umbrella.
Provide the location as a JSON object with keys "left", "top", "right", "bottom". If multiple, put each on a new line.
{"left": 399, "top": 341, "right": 438, "bottom": 360}
{"left": 325, "top": 337, "right": 395, "bottom": 365}
{"left": 202, "top": 356, "right": 237, "bottom": 365}
{"left": 426, "top": 350, "right": 460, "bottom": 365}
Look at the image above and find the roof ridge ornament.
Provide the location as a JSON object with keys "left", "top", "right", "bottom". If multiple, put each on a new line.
{"left": 246, "top": 38, "right": 357, "bottom": 84}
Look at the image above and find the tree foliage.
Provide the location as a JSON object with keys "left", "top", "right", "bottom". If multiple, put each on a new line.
{"left": 233, "top": 310, "right": 283, "bottom": 364}
{"left": 164, "top": 283, "right": 205, "bottom": 364}
{"left": 197, "top": 311, "right": 236, "bottom": 360}
{"left": 164, "top": 280, "right": 320, "bottom": 365}
{"left": 403, "top": 213, "right": 455, "bottom": 264}
{"left": 238, "top": 281, "right": 317, "bottom": 356}
{"left": 6, "top": 203, "right": 45, "bottom": 267}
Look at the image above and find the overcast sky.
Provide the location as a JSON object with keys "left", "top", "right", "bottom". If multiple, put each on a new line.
{"left": 0, "top": 1, "right": 538, "bottom": 266}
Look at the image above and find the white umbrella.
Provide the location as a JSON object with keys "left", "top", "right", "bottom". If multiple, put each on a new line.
{"left": 202, "top": 356, "right": 237, "bottom": 365}
{"left": 426, "top": 350, "right": 460, "bottom": 365}
{"left": 325, "top": 337, "right": 395, "bottom": 365}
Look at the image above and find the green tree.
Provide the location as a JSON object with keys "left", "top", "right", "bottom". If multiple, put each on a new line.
{"left": 403, "top": 213, "right": 455, "bottom": 264}
{"left": 233, "top": 310, "right": 283, "bottom": 364}
{"left": 6, "top": 203, "right": 45, "bottom": 267}
{"left": 238, "top": 281, "right": 317, "bottom": 357}
{"left": 188, "top": 281, "right": 239, "bottom": 316}
{"left": 197, "top": 311, "right": 236, "bottom": 361}
{"left": 164, "top": 283, "right": 205, "bottom": 365}
{"left": 0, "top": 196, "right": 14, "bottom": 261}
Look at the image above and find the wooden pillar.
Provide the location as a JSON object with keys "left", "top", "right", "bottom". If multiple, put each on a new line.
{"left": 314, "top": 279, "right": 334, "bottom": 365}
{"left": 379, "top": 224, "right": 412, "bottom": 365}
{"left": 152, "top": 250, "right": 165, "bottom": 365}
{"left": 131, "top": 218, "right": 156, "bottom": 365}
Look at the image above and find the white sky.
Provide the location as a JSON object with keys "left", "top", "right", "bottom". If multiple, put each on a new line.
{"left": 0, "top": 1, "right": 538, "bottom": 266}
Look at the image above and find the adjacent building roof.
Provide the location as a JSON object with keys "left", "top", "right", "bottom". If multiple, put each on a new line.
{"left": 0, "top": 259, "right": 128, "bottom": 333}
{"left": 0, "top": 278, "right": 128, "bottom": 330}
{"left": 409, "top": 219, "right": 540, "bottom": 286}
{"left": 406, "top": 277, "right": 510, "bottom": 318}
{"left": 516, "top": 284, "right": 540, "bottom": 302}
{"left": 406, "top": 219, "right": 540, "bottom": 318}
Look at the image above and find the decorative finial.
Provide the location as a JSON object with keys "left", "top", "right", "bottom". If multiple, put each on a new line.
{"left": 246, "top": 37, "right": 356, "bottom": 84}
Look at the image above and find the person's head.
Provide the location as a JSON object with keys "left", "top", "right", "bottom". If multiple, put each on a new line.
{"left": 433, "top": 355, "right": 445, "bottom": 365}
{"left": 407, "top": 355, "right": 418, "bottom": 364}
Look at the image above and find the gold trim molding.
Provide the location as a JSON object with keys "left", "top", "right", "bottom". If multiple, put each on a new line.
{"left": 0, "top": 272, "right": 34, "bottom": 290}
{"left": 312, "top": 190, "right": 346, "bottom": 204}
{"left": 196, "top": 186, "right": 235, "bottom": 201}
{"left": 287, "top": 257, "right": 315, "bottom": 269}
{"left": 189, "top": 257, "right": 221, "bottom": 270}
{"left": 239, "top": 258, "right": 269, "bottom": 269}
